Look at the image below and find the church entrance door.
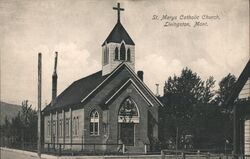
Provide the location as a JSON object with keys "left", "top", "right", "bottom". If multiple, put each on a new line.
{"left": 118, "top": 98, "right": 139, "bottom": 146}
{"left": 120, "top": 123, "right": 134, "bottom": 146}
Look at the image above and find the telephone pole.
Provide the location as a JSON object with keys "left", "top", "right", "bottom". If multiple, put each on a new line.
{"left": 38, "top": 53, "right": 42, "bottom": 158}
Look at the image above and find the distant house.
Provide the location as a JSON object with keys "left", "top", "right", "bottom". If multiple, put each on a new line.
{"left": 42, "top": 3, "right": 162, "bottom": 154}
{"left": 226, "top": 59, "right": 250, "bottom": 157}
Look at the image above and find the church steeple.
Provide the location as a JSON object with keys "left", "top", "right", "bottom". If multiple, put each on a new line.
{"left": 102, "top": 3, "right": 135, "bottom": 76}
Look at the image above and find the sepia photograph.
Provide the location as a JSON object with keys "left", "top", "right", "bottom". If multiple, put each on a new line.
{"left": 0, "top": 0, "right": 249, "bottom": 159}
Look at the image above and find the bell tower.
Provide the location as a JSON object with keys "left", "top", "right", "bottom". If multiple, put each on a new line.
{"left": 102, "top": 3, "right": 135, "bottom": 76}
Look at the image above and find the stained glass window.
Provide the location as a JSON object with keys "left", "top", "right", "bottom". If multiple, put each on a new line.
{"left": 118, "top": 98, "right": 139, "bottom": 123}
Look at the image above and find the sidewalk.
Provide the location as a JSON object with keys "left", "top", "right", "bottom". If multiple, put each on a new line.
{"left": 0, "top": 147, "right": 161, "bottom": 159}
{"left": 0, "top": 147, "right": 104, "bottom": 159}
{"left": 1, "top": 147, "right": 55, "bottom": 159}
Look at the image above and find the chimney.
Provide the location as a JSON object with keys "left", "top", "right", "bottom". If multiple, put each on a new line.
{"left": 137, "top": 71, "right": 143, "bottom": 81}
{"left": 52, "top": 52, "right": 58, "bottom": 105}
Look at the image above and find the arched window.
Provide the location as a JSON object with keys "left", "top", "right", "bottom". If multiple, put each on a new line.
{"left": 47, "top": 121, "right": 50, "bottom": 137}
{"left": 65, "top": 118, "right": 70, "bottom": 137}
{"left": 106, "top": 48, "right": 109, "bottom": 64}
{"left": 90, "top": 110, "right": 99, "bottom": 135}
{"left": 72, "top": 116, "right": 79, "bottom": 136}
{"left": 118, "top": 98, "right": 139, "bottom": 123}
{"left": 115, "top": 47, "right": 119, "bottom": 60}
{"left": 59, "top": 119, "right": 62, "bottom": 137}
{"left": 120, "top": 43, "right": 126, "bottom": 61}
{"left": 103, "top": 48, "right": 106, "bottom": 64}
{"left": 76, "top": 117, "right": 79, "bottom": 135}
{"left": 72, "top": 117, "right": 75, "bottom": 135}
{"left": 52, "top": 120, "right": 56, "bottom": 137}
{"left": 127, "top": 48, "right": 131, "bottom": 61}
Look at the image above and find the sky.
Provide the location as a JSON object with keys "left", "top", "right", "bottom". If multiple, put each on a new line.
{"left": 0, "top": 0, "right": 249, "bottom": 109}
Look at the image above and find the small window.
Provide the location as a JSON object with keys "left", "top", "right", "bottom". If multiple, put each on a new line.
{"left": 59, "top": 119, "right": 62, "bottom": 137}
{"left": 90, "top": 110, "right": 99, "bottom": 135}
{"left": 52, "top": 120, "right": 56, "bottom": 137}
{"left": 127, "top": 48, "right": 131, "bottom": 61}
{"left": 107, "top": 48, "right": 109, "bottom": 64}
{"left": 115, "top": 47, "right": 119, "bottom": 60}
{"left": 73, "top": 116, "right": 79, "bottom": 136}
{"left": 65, "top": 118, "right": 70, "bottom": 137}
{"left": 72, "top": 117, "right": 75, "bottom": 136}
{"left": 120, "top": 43, "right": 126, "bottom": 60}
{"left": 76, "top": 117, "right": 79, "bottom": 135}
{"left": 104, "top": 46, "right": 109, "bottom": 65}
{"left": 47, "top": 121, "right": 50, "bottom": 137}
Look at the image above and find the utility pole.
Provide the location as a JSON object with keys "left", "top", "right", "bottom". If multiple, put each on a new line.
{"left": 176, "top": 127, "right": 178, "bottom": 158}
{"left": 38, "top": 53, "right": 42, "bottom": 158}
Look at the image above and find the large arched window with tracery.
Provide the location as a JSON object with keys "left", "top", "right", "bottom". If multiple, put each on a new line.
{"left": 118, "top": 98, "right": 139, "bottom": 123}
{"left": 120, "top": 43, "right": 126, "bottom": 61}
{"left": 90, "top": 110, "right": 99, "bottom": 135}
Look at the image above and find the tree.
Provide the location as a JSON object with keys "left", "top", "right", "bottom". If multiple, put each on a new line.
{"left": 0, "top": 100, "right": 37, "bottom": 147}
{"left": 191, "top": 103, "right": 232, "bottom": 149}
{"left": 214, "top": 73, "right": 237, "bottom": 111}
{"left": 160, "top": 67, "right": 216, "bottom": 149}
{"left": 160, "top": 69, "right": 236, "bottom": 151}
{"left": 18, "top": 100, "right": 38, "bottom": 143}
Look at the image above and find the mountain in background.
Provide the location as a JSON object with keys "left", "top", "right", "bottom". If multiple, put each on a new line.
{"left": 0, "top": 101, "right": 21, "bottom": 125}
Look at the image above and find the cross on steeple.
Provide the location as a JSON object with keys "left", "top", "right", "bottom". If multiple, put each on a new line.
{"left": 113, "top": 3, "right": 124, "bottom": 23}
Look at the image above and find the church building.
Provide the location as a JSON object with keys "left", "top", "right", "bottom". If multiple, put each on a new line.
{"left": 42, "top": 3, "right": 162, "bottom": 154}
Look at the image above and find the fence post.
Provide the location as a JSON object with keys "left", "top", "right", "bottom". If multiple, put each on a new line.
{"left": 161, "top": 150, "right": 165, "bottom": 159}
{"left": 182, "top": 152, "right": 186, "bottom": 159}
{"left": 48, "top": 143, "right": 50, "bottom": 152}
{"left": 144, "top": 144, "right": 147, "bottom": 154}
{"left": 59, "top": 144, "right": 61, "bottom": 156}
{"left": 81, "top": 135, "right": 83, "bottom": 152}
{"left": 122, "top": 144, "right": 125, "bottom": 154}
{"left": 197, "top": 150, "right": 200, "bottom": 159}
{"left": 206, "top": 152, "right": 210, "bottom": 159}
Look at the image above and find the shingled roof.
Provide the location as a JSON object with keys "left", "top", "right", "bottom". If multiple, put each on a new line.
{"left": 43, "top": 71, "right": 108, "bottom": 112}
{"left": 102, "top": 22, "right": 134, "bottom": 46}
